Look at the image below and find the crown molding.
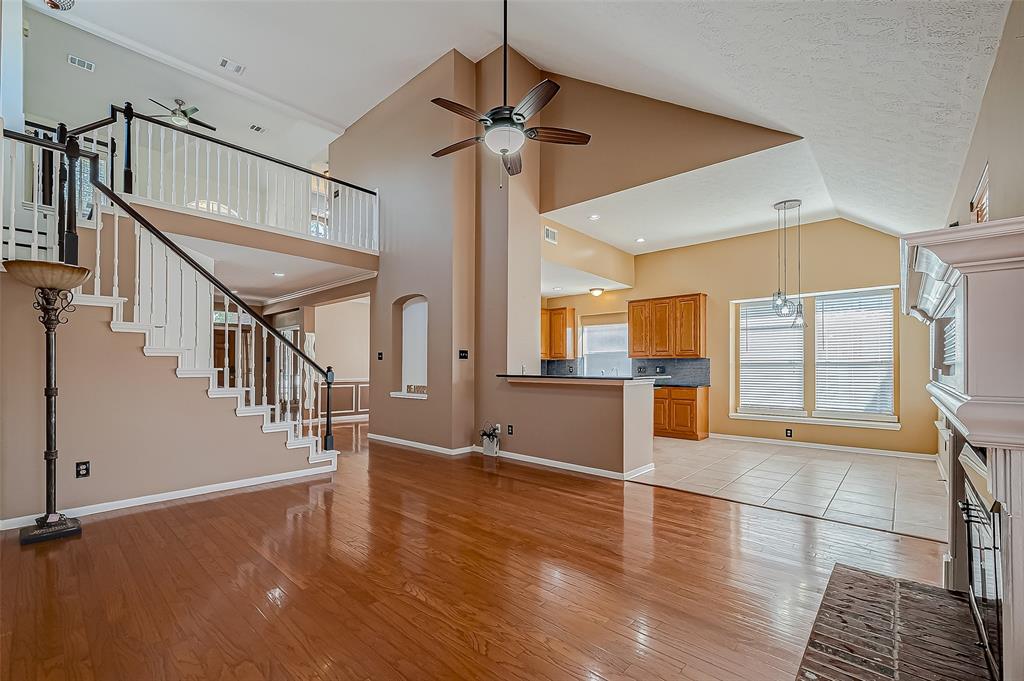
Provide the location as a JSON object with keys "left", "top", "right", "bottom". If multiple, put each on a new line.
{"left": 261, "top": 271, "right": 378, "bottom": 306}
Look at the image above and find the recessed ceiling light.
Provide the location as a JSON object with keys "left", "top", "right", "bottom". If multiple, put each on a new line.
{"left": 552, "top": 287, "right": 563, "bottom": 291}
{"left": 589, "top": 288, "right": 605, "bottom": 297}
{"left": 635, "top": 237, "right": 646, "bottom": 243}
{"left": 588, "top": 214, "right": 601, "bottom": 221}
{"left": 230, "top": 289, "right": 240, "bottom": 293}
{"left": 273, "top": 272, "right": 285, "bottom": 277}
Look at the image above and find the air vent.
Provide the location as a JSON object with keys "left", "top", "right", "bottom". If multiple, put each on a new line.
{"left": 249, "top": 124, "right": 266, "bottom": 134}
{"left": 218, "top": 57, "right": 247, "bottom": 76}
{"left": 67, "top": 54, "right": 95, "bottom": 73}
{"left": 543, "top": 225, "right": 558, "bottom": 245}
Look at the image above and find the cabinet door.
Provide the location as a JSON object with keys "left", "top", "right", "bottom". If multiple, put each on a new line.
{"left": 674, "top": 294, "right": 705, "bottom": 358}
{"left": 564, "top": 306, "right": 576, "bottom": 360}
{"left": 540, "top": 308, "right": 551, "bottom": 359}
{"left": 668, "top": 398, "right": 697, "bottom": 435}
{"left": 549, "top": 308, "right": 567, "bottom": 359}
{"left": 653, "top": 396, "right": 669, "bottom": 432}
{"left": 628, "top": 300, "right": 651, "bottom": 357}
{"left": 651, "top": 298, "right": 675, "bottom": 357}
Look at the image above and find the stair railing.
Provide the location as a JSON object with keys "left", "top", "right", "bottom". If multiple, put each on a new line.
{"left": 109, "top": 103, "right": 378, "bottom": 252}
{"left": 2, "top": 128, "right": 337, "bottom": 454}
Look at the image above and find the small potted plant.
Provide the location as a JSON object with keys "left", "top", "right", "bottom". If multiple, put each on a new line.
{"left": 480, "top": 423, "right": 501, "bottom": 456}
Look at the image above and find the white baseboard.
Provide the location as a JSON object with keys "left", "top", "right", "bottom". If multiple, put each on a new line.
{"left": 0, "top": 462, "right": 337, "bottom": 530}
{"left": 471, "top": 445, "right": 638, "bottom": 481}
{"left": 624, "top": 462, "right": 656, "bottom": 480}
{"left": 367, "top": 433, "right": 474, "bottom": 456}
{"left": 313, "top": 414, "right": 369, "bottom": 424}
{"left": 708, "top": 433, "right": 936, "bottom": 460}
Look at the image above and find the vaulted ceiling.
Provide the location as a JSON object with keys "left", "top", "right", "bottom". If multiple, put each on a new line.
{"left": 33, "top": 0, "right": 1010, "bottom": 242}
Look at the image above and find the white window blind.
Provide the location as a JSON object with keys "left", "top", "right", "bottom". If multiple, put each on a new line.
{"left": 815, "top": 289, "right": 895, "bottom": 417}
{"left": 738, "top": 299, "right": 804, "bottom": 413}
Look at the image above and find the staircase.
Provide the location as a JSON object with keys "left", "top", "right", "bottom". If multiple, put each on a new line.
{"left": 1, "top": 118, "right": 357, "bottom": 468}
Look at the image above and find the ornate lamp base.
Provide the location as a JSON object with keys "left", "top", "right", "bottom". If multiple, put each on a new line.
{"left": 19, "top": 514, "right": 82, "bottom": 545}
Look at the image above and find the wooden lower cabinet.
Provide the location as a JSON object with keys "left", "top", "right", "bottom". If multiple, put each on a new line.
{"left": 653, "top": 386, "right": 709, "bottom": 440}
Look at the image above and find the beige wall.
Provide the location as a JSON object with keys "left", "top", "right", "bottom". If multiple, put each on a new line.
{"left": 541, "top": 217, "right": 634, "bottom": 287}
{"left": 328, "top": 50, "right": 477, "bottom": 450}
{"left": 536, "top": 73, "right": 799, "bottom": 213}
{"left": 947, "top": 1, "right": 1023, "bottom": 226}
{"left": 0, "top": 275, "right": 323, "bottom": 520}
{"left": 314, "top": 298, "right": 370, "bottom": 379}
{"left": 548, "top": 218, "right": 936, "bottom": 454}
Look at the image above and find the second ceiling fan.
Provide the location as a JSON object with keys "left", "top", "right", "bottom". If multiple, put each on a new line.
{"left": 430, "top": 0, "right": 591, "bottom": 176}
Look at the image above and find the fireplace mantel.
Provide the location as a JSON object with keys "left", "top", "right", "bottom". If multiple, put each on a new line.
{"left": 902, "top": 214, "right": 1024, "bottom": 680}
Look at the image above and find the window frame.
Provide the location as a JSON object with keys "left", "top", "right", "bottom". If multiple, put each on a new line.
{"left": 736, "top": 297, "right": 807, "bottom": 418}
{"left": 579, "top": 322, "right": 631, "bottom": 378}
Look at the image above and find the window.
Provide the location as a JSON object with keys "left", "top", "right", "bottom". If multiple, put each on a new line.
{"left": 814, "top": 289, "right": 895, "bottom": 419}
{"left": 581, "top": 323, "right": 630, "bottom": 376}
{"left": 738, "top": 299, "right": 804, "bottom": 414}
{"left": 971, "top": 164, "right": 989, "bottom": 224}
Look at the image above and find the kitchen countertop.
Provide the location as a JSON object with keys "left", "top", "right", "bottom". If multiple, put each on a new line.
{"left": 651, "top": 379, "right": 710, "bottom": 387}
{"left": 500, "top": 374, "right": 665, "bottom": 381}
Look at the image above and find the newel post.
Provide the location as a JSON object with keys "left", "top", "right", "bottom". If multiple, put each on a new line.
{"left": 324, "top": 366, "right": 335, "bottom": 451}
{"left": 122, "top": 101, "right": 134, "bottom": 194}
{"left": 62, "top": 135, "right": 80, "bottom": 266}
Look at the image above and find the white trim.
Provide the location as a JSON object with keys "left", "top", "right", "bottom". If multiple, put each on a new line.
{"left": 811, "top": 409, "right": 898, "bottom": 423}
{"left": 262, "top": 274, "right": 378, "bottom": 306}
{"left": 312, "top": 414, "right": 368, "bottom": 424}
{"left": 729, "top": 411, "right": 902, "bottom": 431}
{"left": 390, "top": 391, "right": 427, "bottom": 400}
{"left": 367, "top": 433, "right": 472, "bottom": 456}
{"left": 472, "top": 446, "right": 634, "bottom": 480}
{"left": 737, "top": 407, "right": 808, "bottom": 418}
{"left": 709, "top": 432, "right": 935, "bottom": 459}
{"left": 624, "top": 462, "right": 656, "bottom": 480}
{"left": 731, "top": 283, "right": 898, "bottom": 305}
{"left": 0, "top": 462, "right": 336, "bottom": 530}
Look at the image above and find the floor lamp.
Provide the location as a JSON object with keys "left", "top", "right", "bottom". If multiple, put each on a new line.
{"left": 4, "top": 260, "right": 91, "bottom": 545}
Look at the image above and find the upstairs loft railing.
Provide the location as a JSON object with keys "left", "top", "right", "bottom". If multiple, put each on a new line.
{"left": 1, "top": 127, "right": 338, "bottom": 454}
{"left": 18, "top": 103, "right": 378, "bottom": 253}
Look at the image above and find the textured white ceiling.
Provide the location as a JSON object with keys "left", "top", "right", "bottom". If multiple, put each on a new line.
{"left": 31, "top": 0, "right": 1010, "bottom": 235}
{"left": 540, "top": 259, "right": 630, "bottom": 297}
{"left": 546, "top": 141, "right": 836, "bottom": 254}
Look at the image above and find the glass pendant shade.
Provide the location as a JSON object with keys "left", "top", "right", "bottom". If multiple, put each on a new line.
{"left": 790, "top": 301, "right": 806, "bottom": 328}
{"left": 778, "top": 297, "right": 797, "bottom": 317}
{"left": 483, "top": 125, "right": 525, "bottom": 155}
{"left": 772, "top": 290, "right": 786, "bottom": 313}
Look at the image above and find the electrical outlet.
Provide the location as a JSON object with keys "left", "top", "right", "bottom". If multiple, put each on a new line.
{"left": 567, "top": 365, "right": 574, "bottom": 374}
{"left": 785, "top": 428, "right": 793, "bottom": 438}
{"left": 75, "top": 461, "right": 90, "bottom": 478}
{"left": 458, "top": 349, "right": 469, "bottom": 360}
{"left": 655, "top": 366, "right": 666, "bottom": 374}
{"left": 377, "top": 352, "right": 384, "bottom": 360}
{"left": 507, "top": 424, "right": 514, "bottom": 436}
{"left": 637, "top": 366, "right": 647, "bottom": 374}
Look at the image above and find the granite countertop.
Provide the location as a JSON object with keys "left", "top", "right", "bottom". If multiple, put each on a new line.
{"left": 651, "top": 378, "right": 711, "bottom": 387}
{"left": 499, "top": 374, "right": 665, "bottom": 381}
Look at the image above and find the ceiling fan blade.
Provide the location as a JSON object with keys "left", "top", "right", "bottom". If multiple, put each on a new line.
{"left": 431, "top": 98, "right": 490, "bottom": 124}
{"left": 188, "top": 117, "right": 217, "bottom": 132}
{"left": 431, "top": 137, "right": 482, "bottom": 158}
{"left": 182, "top": 106, "right": 200, "bottom": 117}
{"left": 151, "top": 114, "right": 173, "bottom": 119}
{"left": 148, "top": 98, "right": 174, "bottom": 113}
{"left": 525, "top": 127, "right": 591, "bottom": 145}
{"left": 502, "top": 151, "right": 522, "bottom": 176}
{"left": 512, "top": 79, "right": 560, "bottom": 123}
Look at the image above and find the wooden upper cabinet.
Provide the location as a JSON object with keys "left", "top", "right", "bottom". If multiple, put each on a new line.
{"left": 673, "top": 293, "right": 707, "bottom": 358}
{"left": 628, "top": 293, "right": 707, "bottom": 358}
{"left": 546, "top": 306, "right": 576, "bottom": 360}
{"left": 628, "top": 300, "right": 651, "bottom": 357}
{"left": 540, "top": 308, "right": 551, "bottom": 359}
{"left": 650, "top": 298, "right": 675, "bottom": 357}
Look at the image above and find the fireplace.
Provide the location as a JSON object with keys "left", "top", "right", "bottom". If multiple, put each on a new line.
{"left": 960, "top": 444, "right": 1002, "bottom": 679}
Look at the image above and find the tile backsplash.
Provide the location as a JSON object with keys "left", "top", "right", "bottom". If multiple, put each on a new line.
{"left": 632, "top": 358, "right": 710, "bottom": 386}
{"left": 541, "top": 359, "right": 579, "bottom": 376}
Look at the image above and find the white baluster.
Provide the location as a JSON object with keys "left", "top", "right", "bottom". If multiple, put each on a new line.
{"left": 216, "top": 146, "right": 221, "bottom": 215}
{"left": 261, "top": 326, "right": 268, "bottom": 406}
{"left": 285, "top": 340, "right": 292, "bottom": 426}
{"left": 192, "top": 269, "right": 200, "bottom": 367}
{"left": 112, "top": 212, "right": 120, "bottom": 300}
{"left": 236, "top": 151, "right": 241, "bottom": 218}
{"left": 7, "top": 141, "right": 17, "bottom": 261}
{"left": 223, "top": 297, "right": 230, "bottom": 388}
{"left": 30, "top": 144, "right": 39, "bottom": 260}
{"left": 248, "top": 320, "right": 255, "bottom": 406}
{"left": 171, "top": 129, "right": 177, "bottom": 206}
{"left": 235, "top": 302, "right": 242, "bottom": 392}
{"left": 373, "top": 190, "right": 380, "bottom": 251}
{"left": 193, "top": 136, "right": 200, "bottom": 208}
{"left": 0, "top": 139, "right": 7, "bottom": 263}
{"left": 146, "top": 121, "right": 153, "bottom": 199}
{"left": 158, "top": 126, "right": 165, "bottom": 203}
{"left": 246, "top": 156, "right": 252, "bottom": 222}
{"left": 133, "top": 221, "right": 141, "bottom": 322}
{"left": 93, "top": 184, "right": 101, "bottom": 294}
{"left": 205, "top": 141, "right": 211, "bottom": 212}
{"left": 133, "top": 117, "right": 140, "bottom": 195}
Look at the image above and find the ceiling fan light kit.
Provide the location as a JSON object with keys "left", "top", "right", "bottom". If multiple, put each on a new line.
{"left": 148, "top": 98, "right": 217, "bottom": 132}
{"left": 430, "top": 0, "right": 591, "bottom": 177}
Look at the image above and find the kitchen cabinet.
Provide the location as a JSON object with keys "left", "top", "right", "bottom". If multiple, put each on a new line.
{"left": 541, "top": 306, "right": 576, "bottom": 359}
{"left": 540, "top": 308, "right": 551, "bottom": 360}
{"left": 628, "top": 293, "right": 707, "bottom": 358}
{"left": 653, "top": 386, "right": 709, "bottom": 440}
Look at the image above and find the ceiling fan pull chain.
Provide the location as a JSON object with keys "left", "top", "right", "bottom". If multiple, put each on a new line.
{"left": 498, "top": 153, "right": 504, "bottom": 190}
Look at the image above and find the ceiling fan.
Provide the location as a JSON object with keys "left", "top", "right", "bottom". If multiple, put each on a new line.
{"left": 148, "top": 98, "right": 217, "bottom": 132}
{"left": 430, "top": 0, "right": 590, "bottom": 177}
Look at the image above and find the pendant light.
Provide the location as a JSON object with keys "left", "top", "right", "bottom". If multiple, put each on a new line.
{"left": 771, "top": 199, "right": 802, "bottom": 319}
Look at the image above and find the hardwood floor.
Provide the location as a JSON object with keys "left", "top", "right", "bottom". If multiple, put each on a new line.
{"left": 1, "top": 437, "right": 944, "bottom": 681}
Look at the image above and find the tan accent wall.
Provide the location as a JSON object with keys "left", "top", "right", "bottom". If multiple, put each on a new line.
{"left": 536, "top": 73, "right": 800, "bottom": 213}
{"left": 947, "top": 1, "right": 1023, "bottom": 226}
{"left": 541, "top": 217, "right": 634, "bottom": 288}
{"left": 314, "top": 299, "right": 370, "bottom": 379}
{"left": 0, "top": 275, "right": 323, "bottom": 520}
{"left": 547, "top": 218, "right": 936, "bottom": 454}
{"left": 328, "top": 49, "right": 477, "bottom": 450}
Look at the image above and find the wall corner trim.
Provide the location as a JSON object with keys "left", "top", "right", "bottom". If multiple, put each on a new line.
{"left": 0, "top": 463, "right": 337, "bottom": 530}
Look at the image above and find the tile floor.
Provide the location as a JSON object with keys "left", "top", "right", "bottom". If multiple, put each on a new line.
{"left": 630, "top": 436, "right": 948, "bottom": 541}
